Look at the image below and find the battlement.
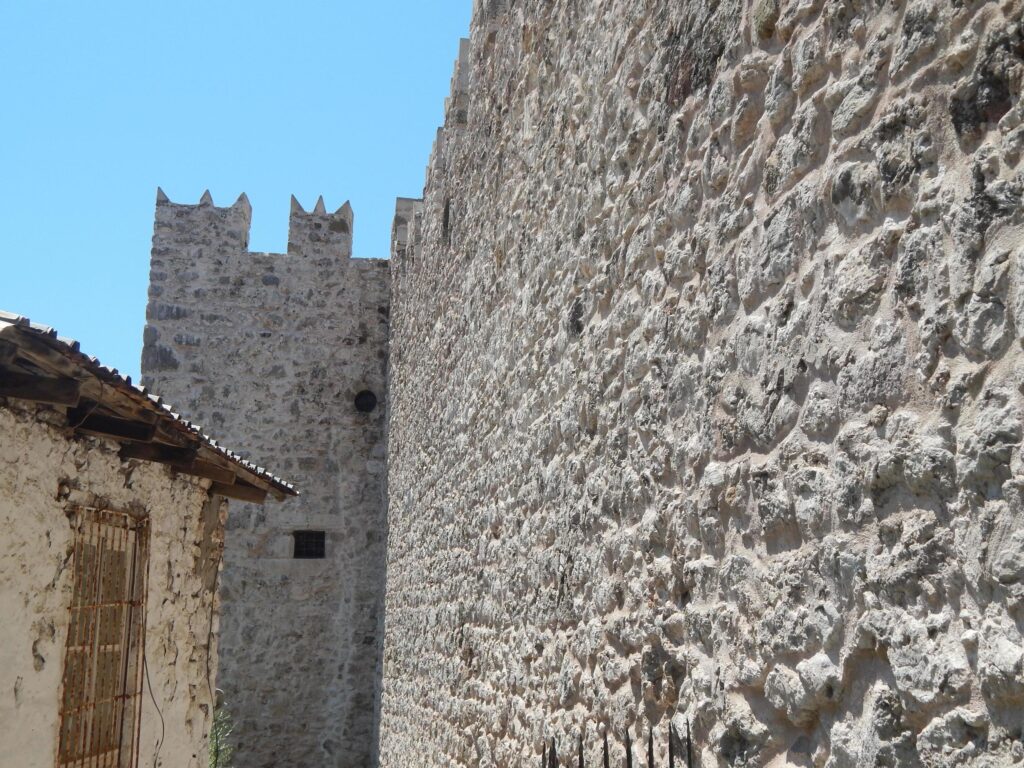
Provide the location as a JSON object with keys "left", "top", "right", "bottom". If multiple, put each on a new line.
{"left": 392, "top": 197, "right": 424, "bottom": 261}
{"left": 287, "top": 195, "right": 354, "bottom": 259}
{"left": 444, "top": 38, "right": 471, "bottom": 127}
{"left": 425, "top": 37, "right": 472, "bottom": 190}
{"left": 154, "top": 188, "right": 354, "bottom": 261}
{"left": 145, "top": 187, "right": 385, "bottom": 381}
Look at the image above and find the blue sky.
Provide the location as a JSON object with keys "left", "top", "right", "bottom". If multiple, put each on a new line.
{"left": 0, "top": 1, "right": 471, "bottom": 381}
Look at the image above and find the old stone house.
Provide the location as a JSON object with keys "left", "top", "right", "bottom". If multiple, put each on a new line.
{"left": 0, "top": 311, "right": 294, "bottom": 768}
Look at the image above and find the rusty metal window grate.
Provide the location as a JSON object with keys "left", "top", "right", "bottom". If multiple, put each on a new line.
{"left": 58, "top": 507, "right": 149, "bottom": 768}
{"left": 293, "top": 530, "right": 326, "bottom": 559}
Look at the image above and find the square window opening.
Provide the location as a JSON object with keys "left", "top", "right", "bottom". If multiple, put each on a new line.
{"left": 293, "top": 530, "right": 326, "bottom": 559}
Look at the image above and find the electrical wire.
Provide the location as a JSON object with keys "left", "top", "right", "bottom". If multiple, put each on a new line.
{"left": 144, "top": 653, "right": 165, "bottom": 768}
{"left": 205, "top": 506, "right": 225, "bottom": 706}
{"left": 67, "top": 379, "right": 104, "bottom": 429}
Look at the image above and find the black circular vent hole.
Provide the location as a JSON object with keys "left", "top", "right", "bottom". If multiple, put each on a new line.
{"left": 354, "top": 390, "right": 378, "bottom": 413}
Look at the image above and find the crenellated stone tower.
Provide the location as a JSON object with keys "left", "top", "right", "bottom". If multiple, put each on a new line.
{"left": 142, "top": 190, "right": 389, "bottom": 768}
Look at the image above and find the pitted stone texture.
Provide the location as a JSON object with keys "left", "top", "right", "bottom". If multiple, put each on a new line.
{"left": 142, "top": 195, "right": 389, "bottom": 768}
{"left": 380, "top": 1, "right": 1024, "bottom": 766}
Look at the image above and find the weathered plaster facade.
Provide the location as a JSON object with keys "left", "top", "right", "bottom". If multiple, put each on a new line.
{"left": 141, "top": 193, "right": 390, "bottom": 767}
{"left": 0, "top": 400, "right": 225, "bottom": 768}
{"left": 380, "top": 1, "right": 1024, "bottom": 766}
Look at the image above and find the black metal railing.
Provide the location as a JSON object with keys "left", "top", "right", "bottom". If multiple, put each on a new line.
{"left": 538, "top": 720, "right": 694, "bottom": 767}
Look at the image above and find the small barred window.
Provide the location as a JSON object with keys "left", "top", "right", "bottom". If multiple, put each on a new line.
{"left": 293, "top": 531, "right": 326, "bottom": 559}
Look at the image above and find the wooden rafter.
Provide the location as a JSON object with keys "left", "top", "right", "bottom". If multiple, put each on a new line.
{"left": 0, "top": 369, "right": 81, "bottom": 406}
{"left": 178, "top": 460, "right": 237, "bottom": 486}
{"left": 119, "top": 442, "right": 198, "bottom": 466}
{"left": 68, "top": 407, "right": 157, "bottom": 443}
{"left": 120, "top": 444, "right": 239, "bottom": 485}
{"left": 0, "top": 340, "right": 17, "bottom": 365}
{"left": 209, "top": 481, "right": 267, "bottom": 504}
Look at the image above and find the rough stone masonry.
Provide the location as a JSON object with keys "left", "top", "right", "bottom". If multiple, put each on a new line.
{"left": 142, "top": 192, "right": 389, "bottom": 767}
{"left": 379, "top": 0, "right": 1024, "bottom": 766}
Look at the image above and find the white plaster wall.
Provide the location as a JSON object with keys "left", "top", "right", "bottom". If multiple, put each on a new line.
{"left": 0, "top": 401, "right": 225, "bottom": 768}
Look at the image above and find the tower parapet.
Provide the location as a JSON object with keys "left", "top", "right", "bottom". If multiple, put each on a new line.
{"left": 154, "top": 187, "right": 252, "bottom": 251}
{"left": 153, "top": 188, "right": 353, "bottom": 268}
{"left": 287, "top": 194, "right": 354, "bottom": 260}
{"left": 425, "top": 37, "right": 473, "bottom": 190}
{"left": 444, "top": 38, "right": 471, "bottom": 128}
{"left": 391, "top": 197, "right": 424, "bottom": 262}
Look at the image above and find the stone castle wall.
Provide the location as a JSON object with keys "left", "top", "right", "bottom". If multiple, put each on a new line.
{"left": 142, "top": 192, "right": 390, "bottom": 767}
{"left": 380, "top": 0, "right": 1024, "bottom": 766}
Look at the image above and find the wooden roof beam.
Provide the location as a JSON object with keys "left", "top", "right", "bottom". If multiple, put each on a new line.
{"left": 68, "top": 406, "right": 156, "bottom": 443}
{"left": 210, "top": 481, "right": 267, "bottom": 504}
{"left": 178, "top": 460, "right": 237, "bottom": 486}
{"left": 120, "top": 442, "right": 197, "bottom": 466}
{"left": 0, "top": 369, "right": 81, "bottom": 406}
{"left": 121, "top": 444, "right": 250, "bottom": 487}
{"left": 189, "top": 446, "right": 281, "bottom": 496}
{"left": 0, "top": 340, "right": 17, "bottom": 365}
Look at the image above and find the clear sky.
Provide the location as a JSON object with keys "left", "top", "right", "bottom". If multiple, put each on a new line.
{"left": 0, "top": 1, "right": 472, "bottom": 381}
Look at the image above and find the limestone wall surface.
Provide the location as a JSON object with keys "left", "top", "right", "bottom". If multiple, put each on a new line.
{"left": 381, "top": 0, "right": 1024, "bottom": 766}
{"left": 0, "top": 400, "right": 224, "bottom": 768}
{"left": 142, "top": 193, "right": 390, "bottom": 767}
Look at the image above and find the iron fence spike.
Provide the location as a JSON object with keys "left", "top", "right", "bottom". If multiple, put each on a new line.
{"left": 686, "top": 720, "right": 693, "bottom": 768}
{"left": 603, "top": 729, "right": 610, "bottom": 768}
{"left": 625, "top": 730, "right": 633, "bottom": 768}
